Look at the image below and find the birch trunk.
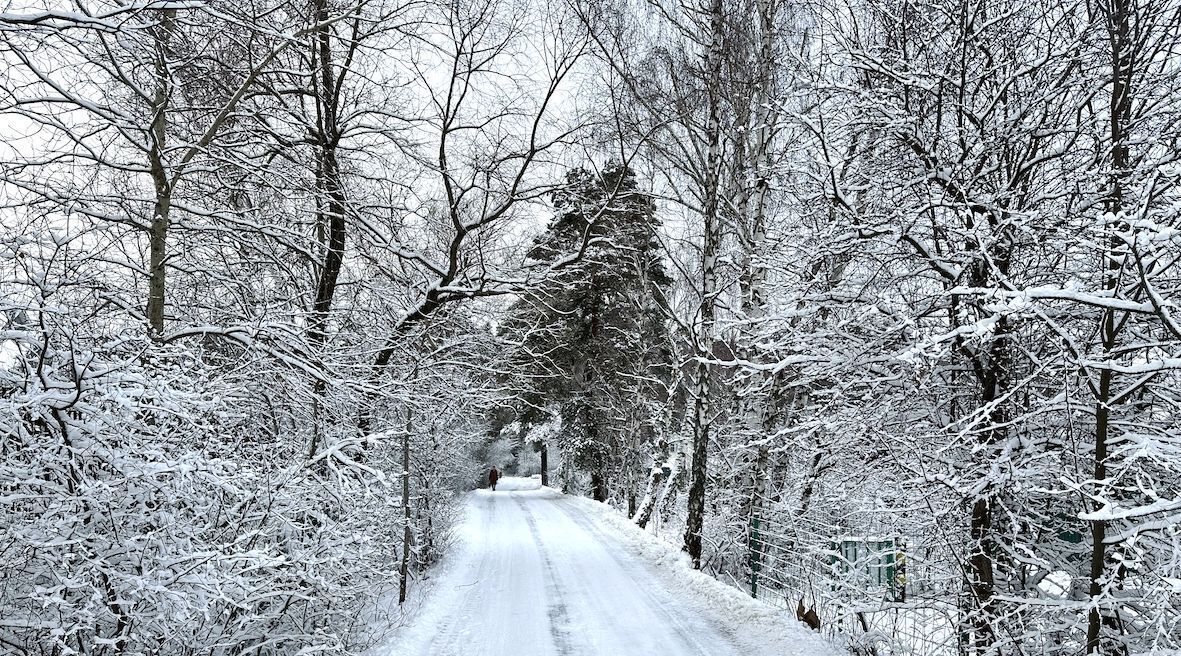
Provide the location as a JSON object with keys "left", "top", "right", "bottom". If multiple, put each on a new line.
{"left": 683, "top": 0, "right": 724, "bottom": 570}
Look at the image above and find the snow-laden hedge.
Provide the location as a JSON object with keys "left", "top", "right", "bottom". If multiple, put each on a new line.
{"left": 0, "top": 344, "right": 403, "bottom": 655}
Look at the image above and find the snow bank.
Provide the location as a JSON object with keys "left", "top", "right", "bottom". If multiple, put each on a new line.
{"left": 562, "top": 491, "right": 846, "bottom": 656}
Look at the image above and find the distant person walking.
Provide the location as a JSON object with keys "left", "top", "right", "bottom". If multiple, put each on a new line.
{"left": 488, "top": 467, "right": 500, "bottom": 491}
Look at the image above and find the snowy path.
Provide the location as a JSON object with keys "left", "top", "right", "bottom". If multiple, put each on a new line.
{"left": 380, "top": 477, "right": 837, "bottom": 656}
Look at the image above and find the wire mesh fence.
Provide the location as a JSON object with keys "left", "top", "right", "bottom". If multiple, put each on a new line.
{"left": 737, "top": 497, "right": 966, "bottom": 656}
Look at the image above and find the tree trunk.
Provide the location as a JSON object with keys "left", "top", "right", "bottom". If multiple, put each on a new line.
{"left": 737, "top": 0, "right": 776, "bottom": 317}
{"left": 683, "top": 0, "right": 724, "bottom": 570}
{"left": 146, "top": 9, "right": 177, "bottom": 337}
{"left": 1086, "top": 366, "right": 1117, "bottom": 653}
{"left": 308, "top": 0, "right": 347, "bottom": 342}
{"left": 591, "top": 469, "right": 608, "bottom": 503}
{"left": 147, "top": 196, "right": 170, "bottom": 337}
{"left": 634, "top": 460, "right": 665, "bottom": 529}
{"left": 419, "top": 474, "right": 436, "bottom": 566}
{"left": 399, "top": 411, "right": 413, "bottom": 604}
{"left": 306, "top": 0, "right": 348, "bottom": 461}
{"left": 539, "top": 441, "right": 549, "bottom": 487}
{"left": 1086, "top": 1, "right": 1132, "bottom": 649}
{"left": 965, "top": 313, "right": 1010, "bottom": 653}
{"left": 797, "top": 443, "right": 824, "bottom": 516}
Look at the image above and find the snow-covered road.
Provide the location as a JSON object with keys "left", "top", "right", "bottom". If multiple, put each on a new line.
{"left": 380, "top": 477, "right": 837, "bottom": 656}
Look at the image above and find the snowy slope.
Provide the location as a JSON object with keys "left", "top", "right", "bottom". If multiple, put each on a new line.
{"left": 374, "top": 477, "right": 842, "bottom": 656}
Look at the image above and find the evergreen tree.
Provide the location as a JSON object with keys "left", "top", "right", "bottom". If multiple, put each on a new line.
{"left": 501, "top": 163, "right": 673, "bottom": 503}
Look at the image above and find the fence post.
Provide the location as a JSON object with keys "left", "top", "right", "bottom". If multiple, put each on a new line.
{"left": 750, "top": 514, "right": 762, "bottom": 598}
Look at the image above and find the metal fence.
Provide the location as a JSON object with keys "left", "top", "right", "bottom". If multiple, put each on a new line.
{"left": 739, "top": 499, "right": 964, "bottom": 656}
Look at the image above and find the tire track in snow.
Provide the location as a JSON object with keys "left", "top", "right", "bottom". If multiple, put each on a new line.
{"left": 539, "top": 494, "right": 741, "bottom": 655}
{"left": 387, "top": 481, "right": 804, "bottom": 656}
{"left": 515, "top": 495, "right": 586, "bottom": 656}
{"left": 416, "top": 489, "right": 560, "bottom": 656}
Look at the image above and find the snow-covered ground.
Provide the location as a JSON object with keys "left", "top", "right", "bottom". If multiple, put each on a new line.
{"left": 373, "top": 477, "right": 842, "bottom": 656}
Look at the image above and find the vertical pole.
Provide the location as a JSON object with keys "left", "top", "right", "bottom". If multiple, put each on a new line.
{"left": 398, "top": 407, "right": 412, "bottom": 604}
{"left": 750, "top": 514, "right": 761, "bottom": 598}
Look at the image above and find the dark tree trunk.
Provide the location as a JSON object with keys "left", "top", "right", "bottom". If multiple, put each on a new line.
{"left": 684, "top": 371, "right": 710, "bottom": 566}
{"left": 419, "top": 475, "right": 436, "bottom": 566}
{"left": 399, "top": 411, "right": 413, "bottom": 604}
{"left": 305, "top": 0, "right": 348, "bottom": 461}
{"left": 308, "top": 0, "right": 347, "bottom": 342}
{"left": 1087, "top": 1, "right": 1133, "bottom": 650}
{"left": 967, "top": 338, "right": 1008, "bottom": 652}
{"left": 146, "top": 9, "right": 177, "bottom": 337}
{"left": 591, "top": 470, "right": 608, "bottom": 502}
{"left": 633, "top": 466, "right": 664, "bottom": 529}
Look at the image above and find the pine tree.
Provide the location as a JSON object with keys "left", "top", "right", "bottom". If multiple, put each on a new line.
{"left": 501, "top": 163, "right": 673, "bottom": 502}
